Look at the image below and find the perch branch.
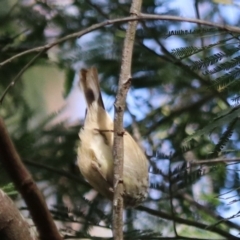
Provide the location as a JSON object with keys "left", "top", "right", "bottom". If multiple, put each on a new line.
{"left": 112, "top": 1, "right": 142, "bottom": 239}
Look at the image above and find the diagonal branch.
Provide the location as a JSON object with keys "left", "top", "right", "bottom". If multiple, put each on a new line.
{"left": 0, "top": 50, "right": 45, "bottom": 104}
{"left": 0, "top": 118, "right": 62, "bottom": 240}
{"left": 142, "top": 94, "right": 213, "bottom": 136}
{"left": 1, "top": 15, "right": 239, "bottom": 68}
{"left": 137, "top": 206, "right": 239, "bottom": 239}
{"left": 23, "top": 159, "right": 89, "bottom": 186}
{"left": 1, "top": 13, "right": 234, "bottom": 104}
{"left": 181, "top": 192, "right": 240, "bottom": 230}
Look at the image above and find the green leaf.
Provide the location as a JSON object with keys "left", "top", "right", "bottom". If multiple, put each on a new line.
{"left": 63, "top": 68, "right": 75, "bottom": 98}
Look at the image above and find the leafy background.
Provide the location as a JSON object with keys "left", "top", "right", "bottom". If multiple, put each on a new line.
{"left": 1, "top": 0, "right": 240, "bottom": 239}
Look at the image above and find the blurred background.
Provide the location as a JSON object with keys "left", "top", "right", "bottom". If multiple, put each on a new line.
{"left": 1, "top": 0, "right": 240, "bottom": 239}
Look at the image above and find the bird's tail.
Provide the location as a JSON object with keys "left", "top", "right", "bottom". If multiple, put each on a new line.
{"left": 79, "top": 67, "right": 105, "bottom": 109}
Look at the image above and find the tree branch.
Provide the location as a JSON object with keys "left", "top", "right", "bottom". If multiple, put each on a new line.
{"left": 0, "top": 12, "right": 237, "bottom": 103}
{"left": 0, "top": 189, "right": 34, "bottom": 240}
{"left": 0, "top": 14, "right": 239, "bottom": 68}
{"left": 0, "top": 118, "right": 62, "bottom": 240}
{"left": 112, "top": 1, "right": 142, "bottom": 239}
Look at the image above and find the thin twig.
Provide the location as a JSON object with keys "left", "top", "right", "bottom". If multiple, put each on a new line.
{"left": 194, "top": 0, "right": 205, "bottom": 50}
{"left": 137, "top": 206, "right": 239, "bottom": 240}
{"left": 23, "top": 159, "right": 89, "bottom": 187}
{"left": 189, "top": 158, "right": 240, "bottom": 165}
{"left": 140, "top": 13, "right": 240, "bottom": 33}
{"left": 112, "top": 1, "right": 142, "bottom": 239}
{"left": 217, "top": 186, "right": 240, "bottom": 199}
{"left": 0, "top": 14, "right": 239, "bottom": 68}
{"left": 181, "top": 192, "right": 240, "bottom": 230}
{"left": 0, "top": 118, "right": 62, "bottom": 240}
{"left": 85, "top": 0, "right": 109, "bottom": 19}
{"left": 168, "top": 162, "right": 179, "bottom": 237}
{"left": 0, "top": 49, "right": 45, "bottom": 104}
{"left": 2, "top": 2, "right": 18, "bottom": 22}
{"left": 142, "top": 94, "right": 213, "bottom": 136}
{"left": 206, "top": 211, "right": 240, "bottom": 230}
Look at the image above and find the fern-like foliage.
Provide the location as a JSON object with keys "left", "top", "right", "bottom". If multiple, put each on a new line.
{"left": 171, "top": 35, "right": 239, "bottom": 61}
{"left": 210, "top": 66, "right": 240, "bottom": 93}
{"left": 1, "top": 1, "right": 240, "bottom": 239}
{"left": 168, "top": 27, "right": 225, "bottom": 38}
{"left": 211, "top": 118, "right": 238, "bottom": 157}
{"left": 170, "top": 163, "right": 220, "bottom": 191}
{"left": 191, "top": 52, "right": 225, "bottom": 70}
{"left": 231, "top": 95, "right": 240, "bottom": 103}
{"left": 171, "top": 46, "right": 201, "bottom": 58}
{"left": 149, "top": 156, "right": 222, "bottom": 195}
{"left": 204, "top": 56, "right": 240, "bottom": 75}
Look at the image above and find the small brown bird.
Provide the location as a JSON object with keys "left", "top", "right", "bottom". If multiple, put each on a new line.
{"left": 78, "top": 67, "right": 148, "bottom": 207}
